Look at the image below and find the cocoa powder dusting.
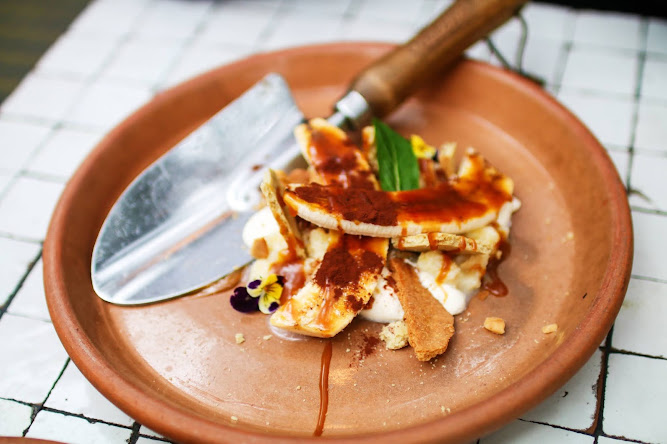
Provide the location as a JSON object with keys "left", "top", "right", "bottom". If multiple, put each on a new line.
{"left": 314, "top": 238, "right": 384, "bottom": 296}
{"left": 290, "top": 184, "right": 398, "bottom": 226}
{"left": 360, "top": 333, "right": 380, "bottom": 361}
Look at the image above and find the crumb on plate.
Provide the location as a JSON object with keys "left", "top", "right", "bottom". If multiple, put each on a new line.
{"left": 380, "top": 320, "right": 409, "bottom": 350}
{"left": 542, "top": 323, "right": 558, "bottom": 334}
{"left": 484, "top": 317, "right": 505, "bottom": 335}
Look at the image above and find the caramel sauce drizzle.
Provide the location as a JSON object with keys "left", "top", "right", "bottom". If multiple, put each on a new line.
{"left": 480, "top": 240, "right": 511, "bottom": 297}
{"left": 436, "top": 253, "right": 453, "bottom": 285}
{"left": 314, "top": 341, "right": 333, "bottom": 437}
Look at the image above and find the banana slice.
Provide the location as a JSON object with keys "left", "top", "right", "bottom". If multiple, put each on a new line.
{"left": 271, "top": 119, "right": 388, "bottom": 337}
{"left": 294, "top": 118, "right": 379, "bottom": 189}
{"left": 270, "top": 234, "right": 387, "bottom": 337}
{"left": 260, "top": 169, "right": 306, "bottom": 260}
{"left": 392, "top": 232, "right": 493, "bottom": 254}
{"left": 282, "top": 149, "right": 514, "bottom": 238}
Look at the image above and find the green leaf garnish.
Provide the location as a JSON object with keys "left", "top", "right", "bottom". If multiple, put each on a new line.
{"left": 373, "top": 118, "right": 420, "bottom": 191}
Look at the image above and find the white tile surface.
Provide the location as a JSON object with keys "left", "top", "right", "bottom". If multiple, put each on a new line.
{"left": 27, "top": 410, "right": 132, "bottom": 444}
{"left": 0, "top": 172, "right": 11, "bottom": 194}
{"left": 66, "top": 82, "right": 151, "bottom": 130}
{"left": 631, "top": 211, "right": 667, "bottom": 281}
{"left": 634, "top": 100, "right": 667, "bottom": 154}
{"left": 0, "top": 314, "right": 68, "bottom": 403}
{"left": 557, "top": 91, "right": 634, "bottom": 147}
{"left": 36, "top": 32, "right": 119, "bottom": 79}
{"left": 612, "top": 278, "right": 667, "bottom": 358}
{"left": 489, "top": 28, "right": 564, "bottom": 86}
{"left": 0, "top": 75, "right": 86, "bottom": 122}
{"left": 45, "top": 362, "right": 134, "bottom": 427}
{"left": 136, "top": 437, "right": 166, "bottom": 444}
{"left": 572, "top": 11, "right": 642, "bottom": 51}
{"left": 521, "top": 350, "right": 601, "bottom": 430}
{"left": 646, "top": 18, "right": 667, "bottom": 55}
{"left": 197, "top": 7, "right": 276, "bottom": 47}
{"left": 629, "top": 153, "right": 667, "bottom": 211}
{"left": 8, "top": 259, "right": 50, "bottom": 322}
{"left": 355, "top": 0, "right": 424, "bottom": 26}
{"left": 262, "top": 15, "right": 344, "bottom": 50}
{"left": 27, "top": 127, "right": 102, "bottom": 180}
{"left": 133, "top": 0, "right": 212, "bottom": 41}
{"left": 100, "top": 38, "right": 183, "bottom": 87}
{"left": 606, "top": 149, "right": 629, "bottom": 186}
{"left": 0, "top": 237, "right": 40, "bottom": 306}
{"left": 0, "top": 398, "right": 33, "bottom": 436}
{"left": 285, "top": 0, "right": 352, "bottom": 16}
{"left": 70, "top": 0, "right": 149, "bottom": 38}
{"left": 522, "top": 3, "right": 575, "bottom": 41}
{"left": 159, "top": 44, "right": 249, "bottom": 89}
{"left": 481, "top": 420, "right": 594, "bottom": 444}
{"left": 338, "top": 17, "right": 415, "bottom": 43}
{"left": 604, "top": 354, "right": 667, "bottom": 443}
{"left": 596, "top": 437, "right": 627, "bottom": 444}
{"left": 0, "top": 177, "right": 64, "bottom": 240}
{"left": 139, "top": 425, "right": 164, "bottom": 438}
{"left": 0, "top": 120, "right": 52, "bottom": 172}
{"left": 560, "top": 49, "right": 637, "bottom": 97}
{"left": 641, "top": 57, "right": 667, "bottom": 101}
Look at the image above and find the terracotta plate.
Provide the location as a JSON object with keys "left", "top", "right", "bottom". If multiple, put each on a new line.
{"left": 44, "top": 43, "right": 632, "bottom": 443}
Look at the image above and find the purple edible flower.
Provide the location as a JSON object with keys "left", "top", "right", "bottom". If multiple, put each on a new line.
{"left": 230, "top": 286, "right": 259, "bottom": 313}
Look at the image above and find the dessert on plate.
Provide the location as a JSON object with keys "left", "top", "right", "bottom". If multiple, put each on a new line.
{"left": 231, "top": 118, "right": 520, "bottom": 361}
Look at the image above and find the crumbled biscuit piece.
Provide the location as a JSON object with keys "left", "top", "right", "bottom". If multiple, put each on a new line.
{"left": 388, "top": 258, "right": 455, "bottom": 361}
{"left": 250, "top": 237, "right": 269, "bottom": 259}
{"left": 231, "top": 415, "right": 238, "bottom": 421}
{"left": 262, "top": 334, "right": 273, "bottom": 341}
{"left": 235, "top": 333, "right": 245, "bottom": 344}
{"left": 542, "top": 323, "right": 558, "bottom": 334}
{"left": 484, "top": 317, "right": 505, "bottom": 335}
{"left": 380, "top": 320, "right": 409, "bottom": 350}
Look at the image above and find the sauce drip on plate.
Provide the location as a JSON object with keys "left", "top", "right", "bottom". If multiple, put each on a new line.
{"left": 314, "top": 341, "right": 333, "bottom": 436}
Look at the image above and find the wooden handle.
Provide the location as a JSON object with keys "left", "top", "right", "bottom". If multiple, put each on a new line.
{"left": 347, "top": 0, "right": 528, "bottom": 118}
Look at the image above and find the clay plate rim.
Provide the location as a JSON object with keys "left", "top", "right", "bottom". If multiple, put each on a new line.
{"left": 43, "top": 42, "right": 632, "bottom": 444}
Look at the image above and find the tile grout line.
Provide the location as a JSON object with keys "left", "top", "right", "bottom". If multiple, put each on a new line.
{"left": 0, "top": 231, "right": 46, "bottom": 244}
{"left": 0, "top": 249, "right": 43, "bottom": 321}
{"left": 22, "top": 357, "right": 70, "bottom": 436}
{"left": 625, "top": 17, "right": 649, "bottom": 195}
{"left": 590, "top": 324, "right": 614, "bottom": 439}
{"left": 609, "top": 348, "right": 666, "bottom": 362}
{"left": 517, "top": 417, "right": 597, "bottom": 438}
{"left": 127, "top": 421, "right": 142, "bottom": 444}
{"left": 629, "top": 273, "right": 667, "bottom": 284}
{"left": 629, "top": 205, "right": 667, "bottom": 217}
{"left": 151, "top": 1, "right": 215, "bottom": 93}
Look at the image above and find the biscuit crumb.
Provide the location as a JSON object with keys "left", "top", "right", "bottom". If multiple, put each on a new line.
{"left": 250, "top": 237, "right": 269, "bottom": 259}
{"left": 484, "top": 317, "right": 506, "bottom": 335}
{"left": 231, "top": 415, "right": 238, "bottom": 421}
{"left": 379, "top": 320, "right": 409, "bottom": 350}
{"left": 296, "top": 385, "right": 301, "bottom": 390}
{"left": 542, "top": 323, "right": 558, "bottom": 334}
{"left": 235, "top": 333, "right": 245, "bottom": 344}
{"left": 262, "top": 334, "right": 273, "bottom": 341}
